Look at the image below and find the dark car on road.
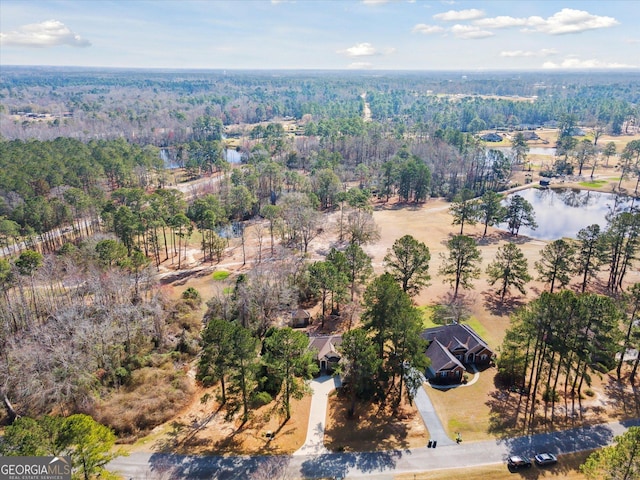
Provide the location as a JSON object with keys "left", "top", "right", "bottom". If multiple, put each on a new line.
{"left": 507, "top": 455, "right": 532, "bottom": 471}
{"left": 534, "top": 452, "right": 558, "bottom": 466}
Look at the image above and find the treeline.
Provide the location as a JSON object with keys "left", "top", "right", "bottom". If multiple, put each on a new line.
{"left": 498, "top": 288, "right": 640, "bottom": 432}
{"left": 0, "top": 138, "right": 164, "bottom": 253}
{"left": 480, "top": 208, "right": 640, "bottom": 431}
{"left": 2, "top": 67, "right": 638, "bottom": 144}
{"left": 369, "top": 83, "right": 637, "bottom": 134}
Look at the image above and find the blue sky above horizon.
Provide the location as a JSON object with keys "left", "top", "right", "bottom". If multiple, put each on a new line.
{"left": 1, "top": 0, "right": 638, "bottom": 71}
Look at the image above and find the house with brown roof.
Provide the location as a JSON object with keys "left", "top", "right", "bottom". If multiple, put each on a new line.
{"left": 290, "top": 309, "right": 312, "bottom": 328}
{"left": 308, "top": 334, "right": 342, "bottom": 373}
{"left": 421, "top": 324, "right": 494, "bottom": 383}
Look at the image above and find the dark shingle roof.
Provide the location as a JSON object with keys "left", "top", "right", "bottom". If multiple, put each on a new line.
{"left": 421, "top": 323, "right": 493, "bottom": 357}
{"left": 426, "top": 339, "right": 465, "bottom": 373}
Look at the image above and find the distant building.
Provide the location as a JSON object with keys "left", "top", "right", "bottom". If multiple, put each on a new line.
{"left": 480, "top": 133, "right": 503, "bottom": 142}
{"left": 520, "top": 131, "right": 540, "bottom": 141}
{"left": 290, "top": 309, "right": 312, "bottom": 328}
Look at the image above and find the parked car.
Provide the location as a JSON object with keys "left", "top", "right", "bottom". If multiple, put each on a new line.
{"left": 507, "top": 455, "right": 532, "bottom": 471}
{"left": 534, "top": 452, "right": 558, "bottom": 466}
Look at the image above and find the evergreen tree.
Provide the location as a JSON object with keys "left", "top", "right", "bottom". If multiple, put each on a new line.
{"left": 438, "top": 235, "right": 482, "bottom": 299}
{"left": 535, "top": 239, "right": 575, "bottom": 293}
{"left": 503, "top": 194, "right": 537, "bottom": 236}
{"left": 450, "top": 188, "right": 478, "bottom": 235}
{"left": 263, "top": 327, "right": 318, "bottom": 420}
{"left": 486, "top": 242, "right": 531, "bottom": 302}
{"left": 383, "top": 234, "right": 431, "bottom": 297}
{"left": 581, "top": 426, "right": 640, "bottom": 480}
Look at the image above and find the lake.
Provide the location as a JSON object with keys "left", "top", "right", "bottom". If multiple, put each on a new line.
{"left": 498, "top": 187, "right": 637, "bottom": 240}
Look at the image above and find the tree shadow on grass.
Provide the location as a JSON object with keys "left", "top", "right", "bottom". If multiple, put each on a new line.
{"left": 482, "top": 289, "right": 527, "bottom": 316}
{"left": 324, "top": 396, "right": 419, "bottom": 454}
{"left": 602, "top": 375, "right": 640, "bottom": 418}
{"left": 373, "top": 199, "right": 424, "bottom": 212}
{"left": 485, "top": 386, "right": 526, "bottom": 439}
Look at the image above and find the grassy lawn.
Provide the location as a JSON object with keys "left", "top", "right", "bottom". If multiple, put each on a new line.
{"left": 212, "top": 270, "right": 230, "bottom": 281}
{"left": 424, "top": 365, "right": 498, "bottom": 442}
{"left": 394, "top": 451, "right": 592, "bottom": 480}
{"left": 418, "top": 306, "right": 487, "bottom": 340}
{"left": 578, "top": 179, "right": 607, "bottom": 188}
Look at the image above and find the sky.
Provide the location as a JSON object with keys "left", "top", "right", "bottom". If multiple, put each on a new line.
{"left": 0, "top": 0, "right": 639, "bottom": 71}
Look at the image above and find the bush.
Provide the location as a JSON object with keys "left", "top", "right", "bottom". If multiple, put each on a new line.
{"left": 542, "top": 388, "right": 559, "bottom": 402}
{"left": 251, "top": 391, "right": 273, "bottom": 408}
{"left": 585, "top": 388, "right": 595, "bottom": 397}
{"left": 181, "top": 287, "right": 202, "bottom": 308}
{"left": 94, "top": 365, "right": 193, "bottom": 441}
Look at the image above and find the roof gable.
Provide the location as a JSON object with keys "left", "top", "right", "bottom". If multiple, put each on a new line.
{"left": 308, "top": 334, "right": 343, "bottom": 361}
{"left": 426, "top": 339, "right": 465, "bottom": 373}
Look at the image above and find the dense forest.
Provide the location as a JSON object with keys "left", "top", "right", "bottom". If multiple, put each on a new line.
{"left": 2, "top": 68, "right": 639, "bottom": 143}
{"left": 1, "top": 67, "right": 640, "bottom": 461}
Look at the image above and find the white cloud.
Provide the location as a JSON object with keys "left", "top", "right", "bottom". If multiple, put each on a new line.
{"left": 537, "top": 9, "right": 618, "bottom": 35}
{"left": 451, "top": 24, "right": 493, "bottom": 39}
{"left": 338, "top": 42, "right": 380, "bottom": 57}
{"left": 474, "top": 15, "right": 532, "bottom": 29}
{"left": 434, "top": 9, "right": 485, "bottom": 21}
{"left": 348, "top": 61, "right": 374, "bottom": 69}
{"left": 0, "top": 20, "right": 91, "bottom": 48}
{"left": 475, "top": 9, "right": 618, "bottom": 35}
{"left": 412, "top": 24, "right": 445, "bottom": 35}
{"left": 543, "top": 57, "right": 636, "bottom": 69}
{"left": 500, "top": 48, "right": 557, "bottom": 57}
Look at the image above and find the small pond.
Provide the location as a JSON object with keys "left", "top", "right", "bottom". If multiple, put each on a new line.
{"left": 496, "top": 146, "right": 556, "bottom": 157}
{"left": 160, "top": 147, "right": 242, "bottom": 168}
{"left": 498, "top": 187, "right": 637, "bottom": 240}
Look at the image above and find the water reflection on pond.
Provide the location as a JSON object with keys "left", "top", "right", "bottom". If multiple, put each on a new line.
{"left": 499, "top": 187, "right": 637, "bottom": 240}
{"left": 160, "top": 147, "right": 242, "bottom": 168}
{"left": 496, "top": 147, "right": 556, "bottom": 156}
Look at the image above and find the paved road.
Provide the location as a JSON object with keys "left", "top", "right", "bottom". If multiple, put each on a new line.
{"left": 108, "top": 418, "right": 640, "bottom": 479}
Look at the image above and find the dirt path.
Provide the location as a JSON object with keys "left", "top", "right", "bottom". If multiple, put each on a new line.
{"left": 361, "top": 92, "right": 372, "bottom": 122}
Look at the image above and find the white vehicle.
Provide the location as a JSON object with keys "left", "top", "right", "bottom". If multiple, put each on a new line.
{"left": 534, "top": 452, "right": 558, "bottom": 466}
